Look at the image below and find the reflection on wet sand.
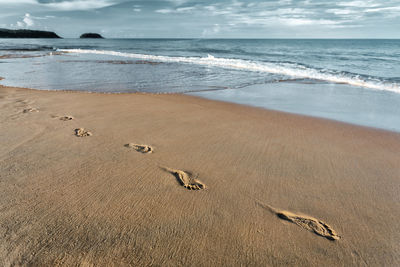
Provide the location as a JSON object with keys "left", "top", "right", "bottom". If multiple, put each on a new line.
{"left": 0, "top": 51, "right": 66, "bottom": 59}
{"left": 56, "top": 59, "right": 162, "bottom": 65}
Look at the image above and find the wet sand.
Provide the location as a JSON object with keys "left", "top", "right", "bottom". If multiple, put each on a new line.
{"left": 0, "top": 85, "right": 399, "bottom": 266}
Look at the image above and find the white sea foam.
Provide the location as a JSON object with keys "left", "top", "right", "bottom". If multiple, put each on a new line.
{"left": 59, "top": 49, "right": 400, "bottom": 93}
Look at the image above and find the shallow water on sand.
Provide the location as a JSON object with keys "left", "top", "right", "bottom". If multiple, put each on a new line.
{"left": 190, "top": 82, "right": 400, "bottom": 132}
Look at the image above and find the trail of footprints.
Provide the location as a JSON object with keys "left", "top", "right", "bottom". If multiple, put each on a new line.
{"left": 20, "top": 102, "right": 340, "bottom": 241}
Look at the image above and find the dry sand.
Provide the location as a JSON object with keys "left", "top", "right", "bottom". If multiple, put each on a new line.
{"left": 0, "top": 85, "right": 399, "bottom": 266}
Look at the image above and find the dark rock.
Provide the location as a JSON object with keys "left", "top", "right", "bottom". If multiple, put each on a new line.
{"left": 80, "top": 33, "right": 104, "bottom": 39}
{"left": 0, "top": 28, "right": 61, "bottom": 38}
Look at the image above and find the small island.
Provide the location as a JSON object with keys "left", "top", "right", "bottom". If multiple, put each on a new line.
{"left": 0, "top": 28, "right": 61, "bottom": 38}
{"left": 80, "top": 33, "right": 104, "bottom": 39}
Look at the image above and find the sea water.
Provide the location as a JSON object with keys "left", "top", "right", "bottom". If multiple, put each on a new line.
{"left": 0, "top": 39, "right": 399, "bottom": 131}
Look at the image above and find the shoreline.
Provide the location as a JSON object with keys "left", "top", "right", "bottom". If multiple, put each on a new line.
{"left": 2, "top": 84, "right": 399, "bottom": 135}
{"left": 1, "top": 85, "right": 399, "bottom": 265}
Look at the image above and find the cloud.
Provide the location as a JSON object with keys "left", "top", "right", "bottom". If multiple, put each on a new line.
{"left": 155, "top": 6, "right": 196, "bottom": 14}
{"left": 190, "top": 0, "right": 400, "bottom": 30}
{"left": 282, "top": 18, "right": 342, "bottom": 26}
{"left": 326, "top": 9, "right": 358, "bottom": 15}
{"left": 365, "top": 6, "right": 400, "bottom": 13}
{"left": 0, "top": 0, "right": 117, "bottom": 11}
{"left": 23, "top": 13, "right": 34, "bottom": 26}
{"left": 1, "top": 0, "right": 400, "bottom": 38}
{"left": 0, "top": 0, "right": 36, "bottom": 3}
{"left": 12, "top": 12, "right": 57, "bottom": 28}
{"left": 16, "top": 13, "right": 34, "bottom": 27}
{"left": 167, "top": 0, "right": 188, "bottom": 5}
{"left": 155, "top": 9, "right": 172, "bottom": 14}
{"left": 336, "top": 1, "right": 380, "bottom": 8}
{"left": 189, "top": 2, "right": 344, "bottom": 29}
{"left": 202, "top": 23, "right": 220, "bottom": 37}
{"left": 176, "top": 7, "right": 195, "bottom": 13}
{"left": 42, "top": 0, "right": 116, "bottom": 11}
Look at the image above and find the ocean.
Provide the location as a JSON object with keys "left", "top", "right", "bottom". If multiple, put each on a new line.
{"left": 0, "top": 38, "right": 399, "bottom": 131}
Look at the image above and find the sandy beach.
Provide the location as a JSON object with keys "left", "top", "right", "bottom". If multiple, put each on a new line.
{"left": 0, "top": 85, "right": 399, "bottom": 266}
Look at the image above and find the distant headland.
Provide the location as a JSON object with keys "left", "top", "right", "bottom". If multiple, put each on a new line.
{"left": 0, "top": 28, "right": 61, "bottom": 38}
{"left": 80, "top": 33, "right": 104, "bottom": 39}
{"left": 0, "top": 29, "right": 106, "bottom": 39}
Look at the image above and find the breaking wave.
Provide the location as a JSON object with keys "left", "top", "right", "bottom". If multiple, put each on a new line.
{"left": 59, "top": 49, "right": 400, "bottom": 93}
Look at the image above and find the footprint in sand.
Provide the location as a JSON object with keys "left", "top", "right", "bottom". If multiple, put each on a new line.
{"left": 125, "top": 143, "right": 153, "bottom": 153}
{"left": 51, "top": 115, "right": 74, "bottom": 121}
{"left": 258, "top": 203, "right": 340, "bottom": 241}
{"left": 162, "top": 167, "right": 206, "bottom": 190}
{"left": 23, "top": 108, "right": 39, "bottom": 113}
{"left": 75, "top": 128, "right": 92, "bottom": 137}
{"left": 59, "top": 115, "right": 74, "bottom": 121}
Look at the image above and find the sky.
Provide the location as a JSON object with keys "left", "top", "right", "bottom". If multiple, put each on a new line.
{"left": 0, "top": 0, "right": 399, "bottom": 38}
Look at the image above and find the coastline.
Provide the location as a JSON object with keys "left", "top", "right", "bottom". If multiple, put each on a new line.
{"left": 1, "top": 85, "right": 399, "bottom": 265}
